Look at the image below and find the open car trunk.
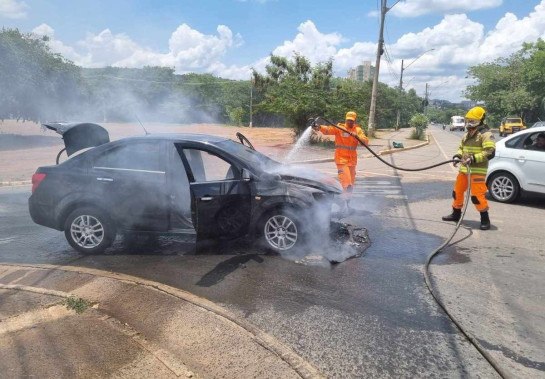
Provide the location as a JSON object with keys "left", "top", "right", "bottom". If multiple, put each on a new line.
{"left": 43, "top": 122, "right": 110, "bottom": 156}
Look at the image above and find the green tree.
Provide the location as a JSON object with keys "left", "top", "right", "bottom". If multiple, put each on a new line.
{"left": 0, "top": 28, "right": 85, "bottom": 122}
{"left": 466, "top": 39, "right": 545, "bottom": 124}
{"left": 253, "top": 54, "right": 332, "bottom": 134}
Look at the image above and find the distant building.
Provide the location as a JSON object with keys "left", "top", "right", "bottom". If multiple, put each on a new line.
{"left": 348, "top": 61, "right": 375, "bottom": 82}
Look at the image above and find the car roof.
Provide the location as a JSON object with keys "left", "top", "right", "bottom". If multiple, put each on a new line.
{"left": 118, "top": 133, "right": 231, "bottom": 144}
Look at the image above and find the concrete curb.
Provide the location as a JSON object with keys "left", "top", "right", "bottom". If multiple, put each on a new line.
{"left": 0, "top": 262, "right": 324, "bottom": 379}
{"left": 0, "top": 180, "right": 31, "bottom": 187}
{"left": 292, "top": 133, "right": 430, "bottom": 164}
{"left": 377, "top": 133, "right": 430, "bottom": 156}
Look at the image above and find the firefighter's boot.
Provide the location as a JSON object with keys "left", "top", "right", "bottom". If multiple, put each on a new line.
{"left": 442, "top": 208, "right": 461, "bottom": 222}
{"left": 480, "top": 211, "right": 491, "bottom": 230}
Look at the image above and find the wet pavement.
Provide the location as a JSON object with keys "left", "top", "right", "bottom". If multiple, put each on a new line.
{"left": 1, "top": 125, "right": 543, "bottom": 377}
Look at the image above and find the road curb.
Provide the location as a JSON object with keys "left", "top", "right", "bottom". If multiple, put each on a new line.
{"left": 0, "top": 262, "right": 324, "bottom": 379}
{"left": 377, "top": 133, "right": 430, "bottom": 156}
{"left": 0, "top": 282, "right": 196, "bottom": 377}
{"left": 0, "top": 180, "right": 31, "bottom": 187}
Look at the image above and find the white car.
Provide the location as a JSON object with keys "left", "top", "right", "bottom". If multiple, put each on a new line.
{"left": 486, "top": 126, "right": 545, "bottom": 203}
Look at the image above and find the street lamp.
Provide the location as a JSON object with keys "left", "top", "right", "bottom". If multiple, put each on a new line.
{"left": 396, "top": 48, "right": 435, "bottom": 130}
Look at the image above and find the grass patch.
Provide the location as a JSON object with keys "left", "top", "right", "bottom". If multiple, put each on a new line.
{"left": 410, "top": 129, "right": 427, "bottom": 141}
{"left": 64, "top": 296, "right": 91, "bottom": 314}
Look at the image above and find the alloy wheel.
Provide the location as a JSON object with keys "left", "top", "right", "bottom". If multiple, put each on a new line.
{"left": 264, "top": 215, "right": 298, "bottom": 251}
{"left": 70, "top": 215, "right": 105, "bottom": 249}
{"left": 490, "top": 175, "right": 515, "bottom": 202}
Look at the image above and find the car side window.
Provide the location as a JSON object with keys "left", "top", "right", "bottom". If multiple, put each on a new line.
{"left": 505, "top": 135, "right": 523, "bottom": 149}
{"left": 93, "top": 141, "right": 166, "bottom": 172}
{"left": 523, "top": 132, "right": 545, "bottom": 152}
{"left": 182, "top": 149, "right": 236, "bottom": 182}
{"left": 522, "top": 134, "right": 536, "bottom": 149}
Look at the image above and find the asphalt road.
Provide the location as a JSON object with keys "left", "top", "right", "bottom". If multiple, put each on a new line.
{"left": 1, "top": 126, "right": 543, "bottom": 378}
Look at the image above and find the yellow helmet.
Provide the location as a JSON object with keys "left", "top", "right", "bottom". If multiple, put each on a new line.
{"left": 345, "top": 111, "right": 357, "bottom": 121}
{"left": 465, "top": 106, "right": 486, "bottom": 122}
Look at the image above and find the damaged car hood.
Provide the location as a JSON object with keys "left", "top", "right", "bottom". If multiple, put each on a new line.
{"left": 268, "top": 165, "right": 343, "bottom": 194}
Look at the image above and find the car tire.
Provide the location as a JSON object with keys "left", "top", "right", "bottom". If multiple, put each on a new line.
{"left": 488, "top": 172, "right": 520, "bottom": 203}
{"left": 64, "top": 206, "right": 116, "bottom": 254}
{"left": 260, "top": 209, "right": 303, "bottom": 253}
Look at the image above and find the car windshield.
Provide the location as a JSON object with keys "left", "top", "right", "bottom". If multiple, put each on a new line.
{"left": 506, "top": 118, "right": 522, "bottom": 123}
{"left": 215, "top": 140, "right": 281, "bottom": 171}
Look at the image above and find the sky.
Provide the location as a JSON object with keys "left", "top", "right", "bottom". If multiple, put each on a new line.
{"left": 1, "top": 0, "right": 545, "bottom": 102}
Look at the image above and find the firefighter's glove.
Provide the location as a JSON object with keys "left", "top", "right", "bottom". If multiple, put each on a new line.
{"left": 452, "top": 154, "right": 462, "bottom": 167}
{"left": 461, "top": 153, "right": 475, "bottom": 166}
{"left": 308, "top": 118, "right": 320, "bottom": 131}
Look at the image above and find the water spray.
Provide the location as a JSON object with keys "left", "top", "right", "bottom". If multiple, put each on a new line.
{"left": 311, "top": 116, "right": 509, "bottom": 378}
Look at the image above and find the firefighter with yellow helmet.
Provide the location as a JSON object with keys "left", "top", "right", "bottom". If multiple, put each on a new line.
{"left": 313, "top": 111, "right": 369, "bottom": 213}
{"left": 442, "top": 106, "right": 496, "bottom": 230}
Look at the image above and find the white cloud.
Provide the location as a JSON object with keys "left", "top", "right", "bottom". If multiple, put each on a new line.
{"left": 32, "top": 23, "right": 85, "bottom": 64}
{"left": 0, "top": 0, "right": 28, "bottom": 19}
{"left": 35, "top": 23, "right": 244, "bottom": 75}
{"left": 33, "top": 1, "right": 545, "bottom": 102}
{"left": 479, "top": 1, "right": 545, "bottom": 61}
{"left": 272, "top": 20, "right": 343, "bottom": 63}
{"left": 390, "top": 0, "right": 502, "bottom": 18}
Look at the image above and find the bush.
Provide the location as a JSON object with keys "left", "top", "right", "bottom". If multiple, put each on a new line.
{"left": 409, "top": 113, "right": 429, "bottom": 140}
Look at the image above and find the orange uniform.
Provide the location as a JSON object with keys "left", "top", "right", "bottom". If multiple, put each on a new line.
{"left": 319, "top": 120, "right": 368, "bottom": 194}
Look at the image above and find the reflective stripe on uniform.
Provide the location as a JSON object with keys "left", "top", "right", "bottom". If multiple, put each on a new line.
{"left": 459, "top": 166, "right": 488, "bottom": 175}
{"left": 336, "top": 145, "right": 357, "bottom": 151}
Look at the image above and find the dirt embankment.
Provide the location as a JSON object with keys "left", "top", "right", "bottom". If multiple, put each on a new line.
{"left": 0, "top": 120, "right": 296, "bottom": 183}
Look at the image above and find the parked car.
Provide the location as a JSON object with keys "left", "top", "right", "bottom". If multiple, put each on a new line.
{"left": 29, "top": 123, "right": 342, "bottom": 254}
{"left": 530, "top": 121, "right": 545, "bottom": 128}
{"left": 499, "top": 116, "right": 526, "bottom": 137}
{"left": 486, "top": 126, "right": 545, "bottom": 203}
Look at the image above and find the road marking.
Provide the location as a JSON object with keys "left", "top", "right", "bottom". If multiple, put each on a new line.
{"left": 351, "top": 178, "right": 406, "bottom": 199}
{"left": 0, "top": 237, "right": 16, "bottom": 245}
{"left": 430, "top": 131, "right": 457, "bottom": 173}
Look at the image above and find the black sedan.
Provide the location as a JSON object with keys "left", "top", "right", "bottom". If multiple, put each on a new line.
{"left": 29, "top": 123, "right": 342, "bottom": 254}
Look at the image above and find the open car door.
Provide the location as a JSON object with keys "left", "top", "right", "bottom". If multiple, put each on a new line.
{"left": 177, "top": 144, "right": 251, "bottom": 240}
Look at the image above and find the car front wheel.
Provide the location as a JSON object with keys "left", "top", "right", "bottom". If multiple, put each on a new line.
{"left": 261, "top": 210, "right": 302, "bottom": 252}
{"left": 64, "top": 207, "right": 116, "bottom": 254}
{"left": 488, "top": 172, "right": 520, "bottom": 203}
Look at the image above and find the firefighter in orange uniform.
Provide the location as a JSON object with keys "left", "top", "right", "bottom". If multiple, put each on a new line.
{"left": 313, "top": 111, "right": 369, "bottom": 213}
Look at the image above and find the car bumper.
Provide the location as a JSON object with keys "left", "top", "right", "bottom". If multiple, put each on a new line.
{"left": 28, "top": 195, "right": 61, "bottom": 230}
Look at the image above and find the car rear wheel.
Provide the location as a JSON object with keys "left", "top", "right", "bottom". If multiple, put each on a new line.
{"left": 261, "top": 210, "right": 302, "bottom": 252}
{"left": 64, "top": 207, "right": 116, "bottom": 254}
{"left": 488, "top": 172, "right": 520, "bottom": 203}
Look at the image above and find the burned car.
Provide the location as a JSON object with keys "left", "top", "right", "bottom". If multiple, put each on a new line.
{"left": 29, "top": 123, "right": 342, "bottom": 254}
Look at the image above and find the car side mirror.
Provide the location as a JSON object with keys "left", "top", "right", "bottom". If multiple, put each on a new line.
{"left": 241, "top": 168, "right": 253, "bottom": 182}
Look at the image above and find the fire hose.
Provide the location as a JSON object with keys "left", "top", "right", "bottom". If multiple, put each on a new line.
{"left": 312, "top": 117, "right": 510, "bottom": 379}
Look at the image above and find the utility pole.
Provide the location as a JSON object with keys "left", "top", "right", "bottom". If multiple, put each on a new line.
{"left": 424, "top": 82, "right": 429, "bottom": 115}
{"left": 395, "top": 59, "right": 404, "bottom": 130}
{"left": 368, "top": 0, "right": 388, "bottom": 136}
